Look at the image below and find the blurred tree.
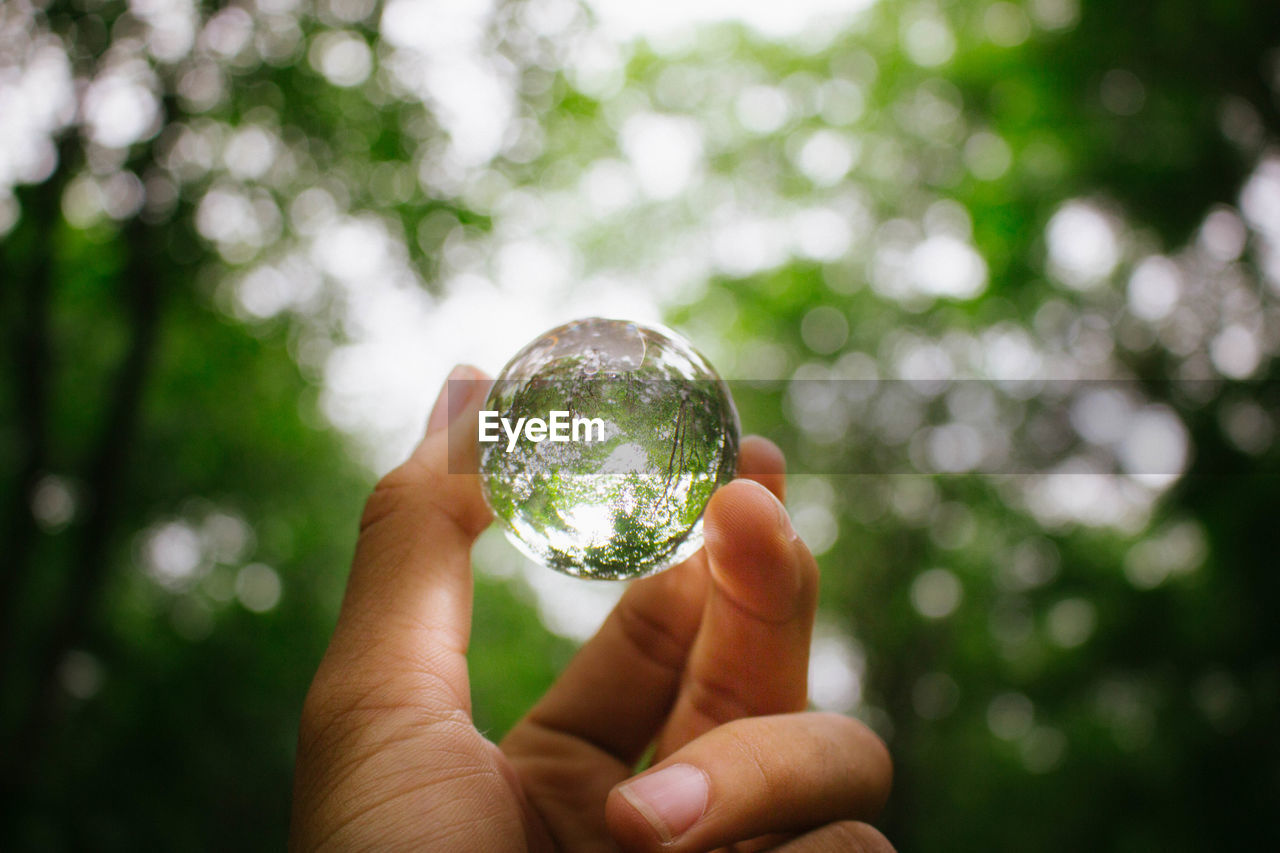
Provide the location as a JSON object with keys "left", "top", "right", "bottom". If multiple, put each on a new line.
{"left": 0, "top": 0, "right": 573, "bottom": 847}
{"left": 3, "top": 0, "right": 1280, "bottom": 850}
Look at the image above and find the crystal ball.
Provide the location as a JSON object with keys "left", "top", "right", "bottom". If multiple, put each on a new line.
{"left": 478, "top": 318, "right": 739, "bottom": 580}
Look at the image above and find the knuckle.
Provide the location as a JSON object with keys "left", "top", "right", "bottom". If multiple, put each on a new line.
{"left": 296, "top": 683, "right": 354, "bottom": 777}
{"left": 300, "top": 667, "right": 472, "bottom": 760}
{"left": 359, "top": 465, "right": 420, "bottom": 535}
{"left": 358, "top": 462, "right": 488, "bottom": 540}
{"left": 297, "top": 667, "right": 372, "bottom": 752}
{"left": 685, "top": 674, "right": 758, "bottom": 728}
{"left": 613, "top": 598, "right": 689, "bottom": 676}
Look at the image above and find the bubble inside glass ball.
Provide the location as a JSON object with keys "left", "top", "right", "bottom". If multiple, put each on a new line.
{"left": 478, "top": 318, "right": 739, "bottom": 580}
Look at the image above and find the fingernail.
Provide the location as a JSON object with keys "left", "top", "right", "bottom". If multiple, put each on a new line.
{"left": 618, "top": 763, "right": 708, "bottom": 844}
{"left": 426, "top": 365, "right": 483, "bottom": 435}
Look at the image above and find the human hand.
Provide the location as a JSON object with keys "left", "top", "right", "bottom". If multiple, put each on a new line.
{"left": 290, "top": 366, "right": 893, "bottom": 852}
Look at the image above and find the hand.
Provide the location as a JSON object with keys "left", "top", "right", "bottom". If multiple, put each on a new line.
{"left": 290, "top": 366, "right": 893, "bottom": 852}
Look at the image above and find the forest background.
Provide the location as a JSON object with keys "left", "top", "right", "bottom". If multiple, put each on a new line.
{"left": 3, "top": 0, "right": 1279, "bottom": 849}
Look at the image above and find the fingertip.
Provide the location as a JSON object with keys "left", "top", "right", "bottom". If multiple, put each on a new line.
{"left": 702, "top": 479, "right": 812, "bottom": 621}
{"left": 736, "top": 435, "right": 787, "bottom": 501}
{"left": 605, "top": 785, "right": 656, "bottom": 853}
{"left": 704, "top": 478, "right": 792, "bottom": 556}
{"left": 428, "top": 365, "right": 493, "bottom": 439}
{"left": 425, "top": 364, "right": 492, "bottom": 437}
{"left": 606, "top": 764, "right": 710, "bottom": 852}
{"left": 411, "top": 365, "right": 493, "bottom": 474}
{"left": 366, "top": 364, "right": 494, "bottom": 544}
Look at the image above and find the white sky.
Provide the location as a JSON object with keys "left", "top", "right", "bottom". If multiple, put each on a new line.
{"left": 320, "top": 0, "right": 883, "bottom": 476}
{"left": 584, "top": 0, "right": 878, "bottom": 40}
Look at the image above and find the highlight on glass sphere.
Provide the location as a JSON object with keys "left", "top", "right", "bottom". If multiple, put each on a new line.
{"left": 477, "top": 317, "right": 740, "bottom": 580}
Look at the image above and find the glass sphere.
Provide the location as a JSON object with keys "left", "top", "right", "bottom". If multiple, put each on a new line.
{"left": 478, "top": 318, "right": 739, "bottom": 580}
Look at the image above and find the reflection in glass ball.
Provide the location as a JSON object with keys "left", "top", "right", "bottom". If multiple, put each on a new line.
{"left": 479, "top": 318, "right": 739, "bottom": 580}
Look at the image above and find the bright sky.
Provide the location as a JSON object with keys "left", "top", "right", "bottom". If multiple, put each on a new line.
{"left": 329, "top": 0, "right": 882, "bottom": 476}
{"left": 583, "top": 0, "right": 878, "bottom": 40}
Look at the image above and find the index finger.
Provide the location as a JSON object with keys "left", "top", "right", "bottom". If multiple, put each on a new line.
{"left": 653, "top": 476, "right": 819, "bottom": 758}
{"left": 501, "top": 437, "right": 788, "bottom": 767}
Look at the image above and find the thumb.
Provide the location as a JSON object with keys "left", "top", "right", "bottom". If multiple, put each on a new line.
{"left": 323, "top": 365, "right": 493, "bottom": 712}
